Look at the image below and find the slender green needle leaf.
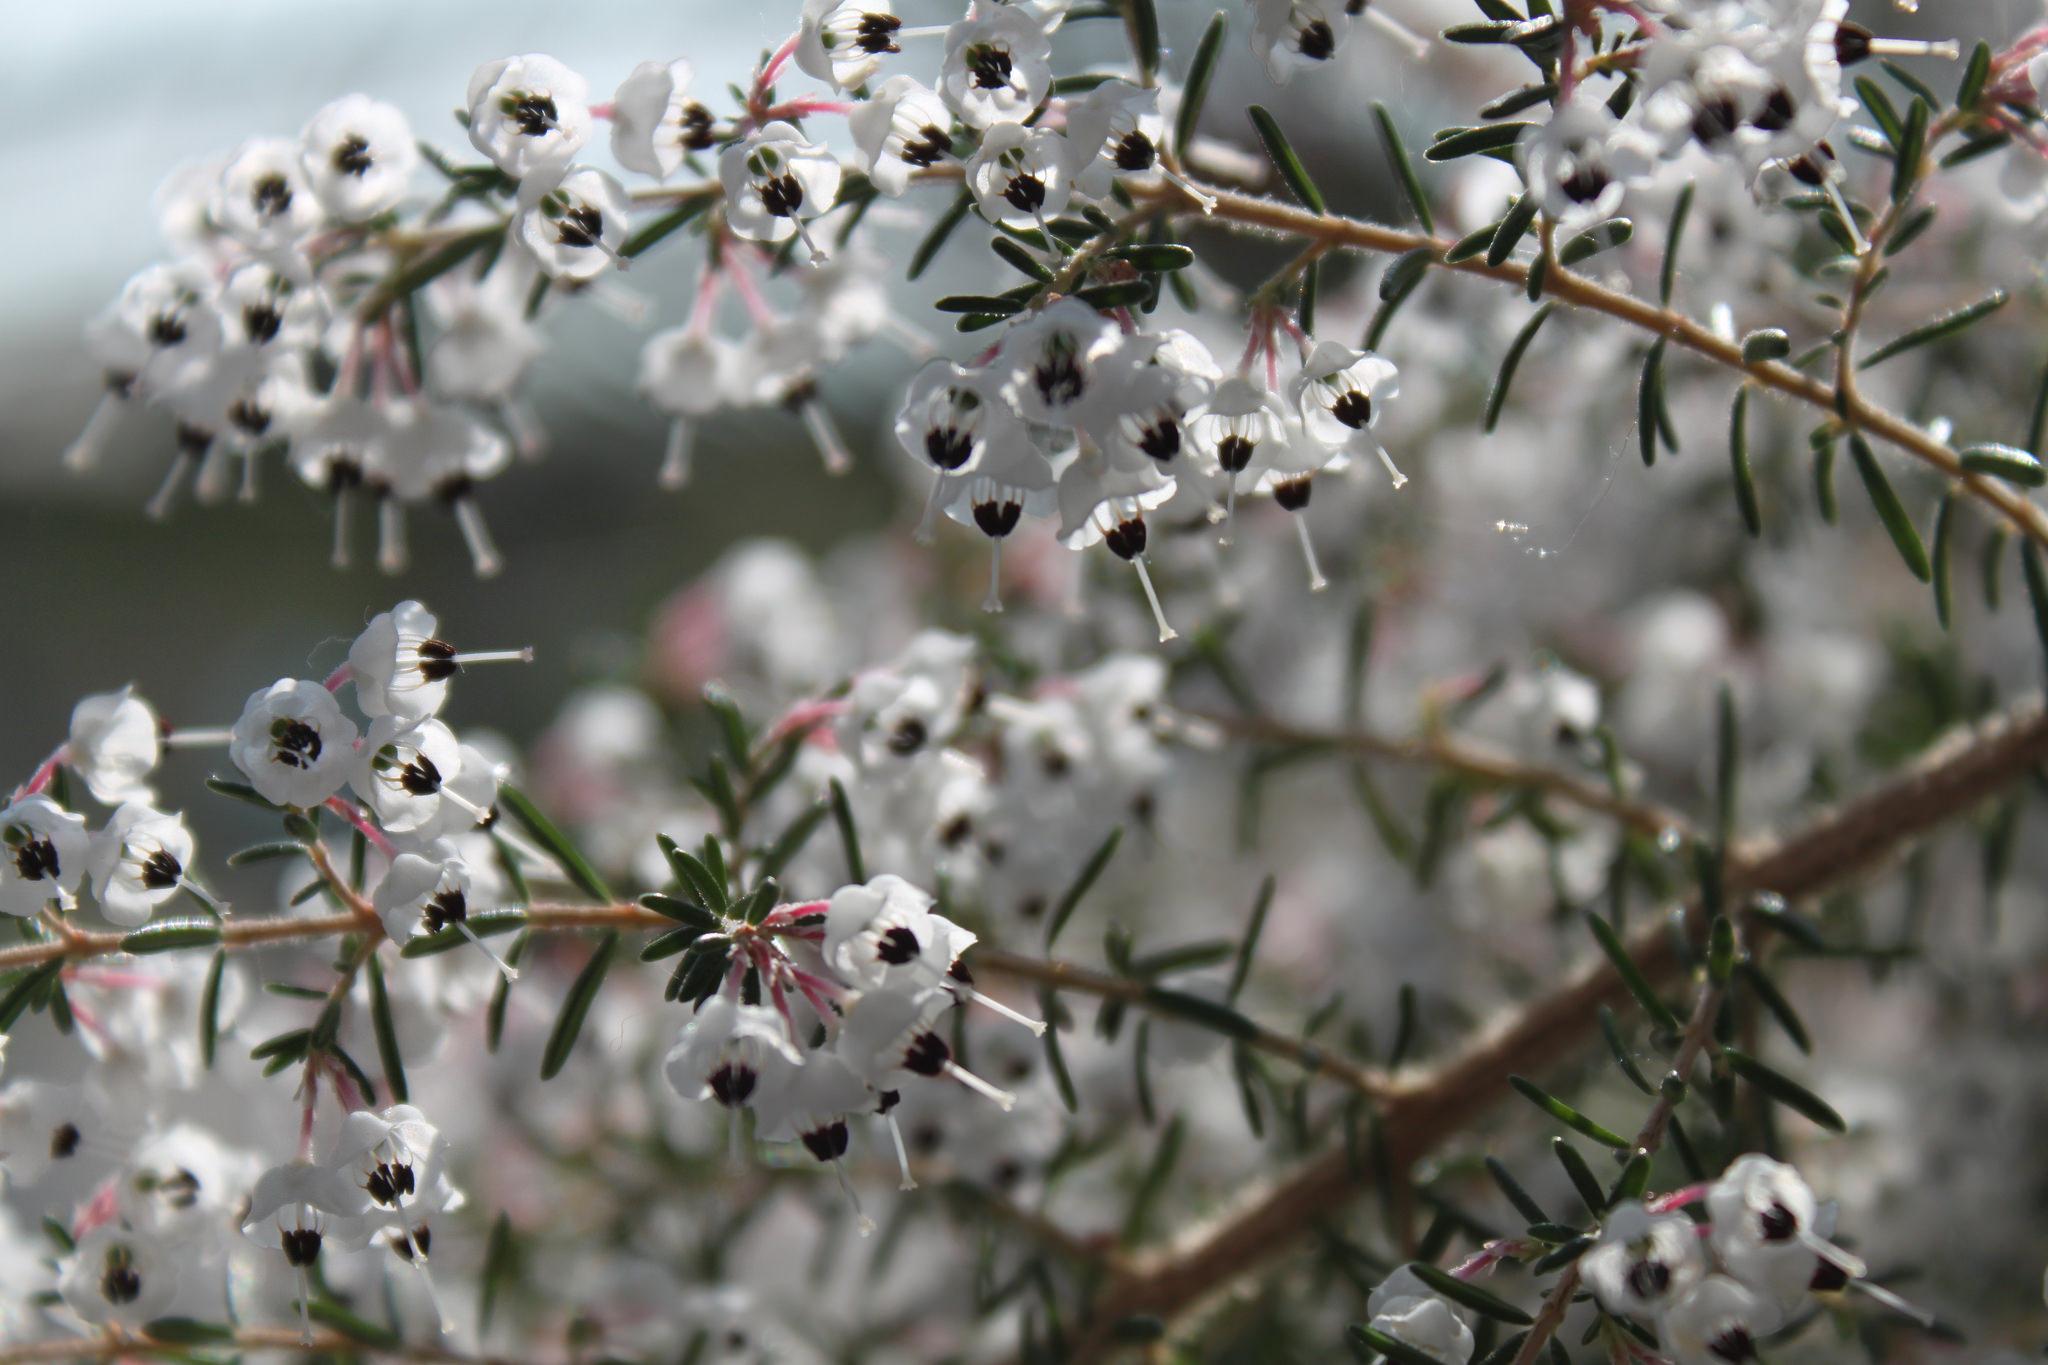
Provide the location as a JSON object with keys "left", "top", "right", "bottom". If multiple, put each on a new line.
{"left": 1509, "top": 1075, "right": 1630, "bottom": 1148}
{"left": 1859, "top": 291, "right": 2008, "bottom": 369}
{"left": 1174, "top": 13, "right": 1228, "bottom": 159}
{"left": 366, "top": 953, "right": 406, "bottom": 1105}
{"left": 499, "top": 784, "right": 612, "bottom": 902}
{"left": 1721, "top": 1046, "right": 1846, "bottom": 1132}
{"left": 1045, "top": 827, "right": 1123, "bottom": 950}
{"left": 1847, "top": 436, "right": 1932, "bottom": 582}
{"left": 1248, "top": 105, "right": 1326, "bottom": 213}
{"left": 1485, "top": 304, "right": 1554, "bottom": 434}
{"left": 1373, "top": 102, "right": 1434, "bottom": 234}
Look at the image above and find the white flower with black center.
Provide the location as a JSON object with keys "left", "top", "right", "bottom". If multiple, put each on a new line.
{"left": 719, "top": 122, "right": 842, "bottom": 263}
{"left": 664, "top": 996, "right": 804, "bottom": 1115}
{"left": 353, "top": 717, "right": 470, "bottom": 835}
{"left": 86, "top": 803, "right": 195, "bottom": 928}
{"left": 824, "top": 875, "right": 960, "bottom": 991}
{"left": 96, "top": 263, "right": 224, "bottom": 399}
{"left": 1083, "top": 331, "right": 1215, "bottom": 471}
{"left": 1637, "top": 8, "right": 1781, "bottom": 158}
{"left": 798, "top": 0, "right": 913, "bottom": 92}
{"left": 1582, "top": 1200, "right": 1708, "bottom": 1322}
{"left": 895, "top": 359, "right": 1020, "bottom": 533}
{"left": 228, "top": 678, "right": 359, "bottom": 810}
{"left": 966, "top": 122, "right": 1074, "bottom": 231}
{"left": 350, "top": 600, "right": 531, "bottom": 722}
{"left": 1708, "top": 1153, "right": 1862, "bottom": 1312}
{"left": 1061, "top": 79, "right": 1166, "bottom": 200}
{"left": 1055, "top": 444, "right": 1179, "bottom": 639}
{"left": 220, "top": 263, "right": 326, "bottom": 355}
{"left": 516, "top": 167, "right": 631, "bottom": 281}
{"left": 67, "top": 686, "right": 160, "bottom": 807}
{"left": 287, "top": 397, "right": 394, "bottom": 568}
{"left": 466, "top": 54, "right": 591, "bottom": 181}
{"left": 836, "top": 985, "right": 1015, "bottom": 1110}
{"left": 0, "top": 796, "right": 89, "bottom": 918}
{"left": 1520, "top": 100, "right": 1655, "bottom": 231}
{"left": 372, "top": 848, "right": 516, "bottom": 978}
{"left": 938, "top": 425, "right": 1058, "bottom": 611}
{"left": 0, "top": 1079, "right": 129, "bottom": 1183}
{"left": 243, "top": 1159, "right": 373, "bottom": 1341}
{"left": 1250, "top": 0, "right": 1351, "bottom": 84}
{"left": 300, "top": 94, "right": 419, "bottom": 222}
{"left": 610, "top": 59, "right": 712, "bottom": 180}
{"left": 939, "top": 6, "right": 1053, "bottom": 129}
{"left": 116, "top": 1124, "right": 260, "bottom": 1253}
{"left": 327, "top": 1104, "right": 464, "bottom": 1291}
{"left": 1657, "top": 1273, "right": 1778, "bottom": 1365}
{"left": 996, "top": 298, "right": 1119, "bottom": 427}
{"left": 214, "top": 138, "right": 323, "bottom": 251}
{"left": 1286, "top": 339, "right": 1406, "bottom": 487}
{"left": 849, "top": 76, "right": 956, "bottom": 197}
{"left": 59, "top": 1224, "right": 180, "bottom": 1328}
{"left": 372, "top": 399, "right": 513, "bottom": 577}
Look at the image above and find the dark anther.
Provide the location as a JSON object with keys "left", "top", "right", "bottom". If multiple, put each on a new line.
{"left": 680, "top": 104, "right": 717, "bottom": 150}
{"left": 876, "top": 1088, "right": 901, "bottom": 1113}
{"left": 800, "top": 1120, "right": 851, "bottom": 1161}
{"left": 903, "top": 1031, "right": 950, "bottom": 1076}
{"left": 1114, "top": 131, "right": 1156, "bottom": 172}
{"left": 398, "top": 754, "right": 444, "bottom": 796}
{"left": 175, "top": 422, "right": 214, "bottom": 456}
{"left": 901, "top": 125, "right": 952, "bottom": 168}
{"left": 141, "top": 849, "right": 183, "bottom": 890}
{"left": 856, "top": 12, "right": 903, "bottom": 54}
{"left": 14, "top": 839, "right": 61, "bottom": 884}
{"left": 1218, "top": 434, "right": 1255, "bottom": 473}
{"left": 1273, "top": 476, "right": 1314, "bottom": 511}
{"left": 967, "top": 43, "right": 1013, "bottom": 90}
{"left": 1559, "top": 164, "right": 1610, "bottom": 205}
{"left": 228, "top": 398, "right": 273, "bottom": 436}
{"left": 1832, "top": 21, "right": 1873, "bottom": 65}
{"left": 1136, "top": 418, "right": 1180, "bottom": 461}
{"left": 1810, "top": 1259, "right": 1849, "bottom": 1292}
{"left": 1103, "top": 517, "right": 1148, "bottom": 561}
{"left": 326, "top": 459, "right": 364, "bottom": 495}
{"left": 271, "top": 718, "right": 323, "bottom": 769}
{"left": 332, "top": 134, "right": 374, "bottom": 176}
{"left": 243, "top": 302, "right": 283, "bottom": 345}
{"left": 1625, "top": 1259, "right": 1671, "bottom": 1300}
{"left": 365, "top": 1167, "right": 397, "bottom": 1206}
{"left": 1752, "top": 87, "right": 1796, "bottom": 133}
{"left": 1691, "top": 96, "right": 1741, "bottom": 147}
{"left": 148, "top": 312, "right": 188, "bottom": 347}
{"left": 973, "top": 499, "right": 1023, "bottom": 538}
{"left": 888, "top": 717, "right": 928, "bottom": 755}
{"left": 50, "top": 1122, "right": 82, "bottom": 1159}
{"left": 1330, "top": 390, "right": 1372, "bottom": 429}
{"left": 760, "top": 173, "right": 806, "bottom": 218}
{"left": 1758, "top": 1202, "right": 1798, "bottom": 1241}
{"left": 1297, "top": 20, "right": 1336, "bottom": 60}
{"left": 708, "top": 1062, "right": 757, "bottom": 1106}
{"left": 163, "top": 1168, "right": 201, "bottom": 1209}
{"left": 417, "top": 638, "right": 462, "bottom": 682}
{"left": 1040, "top": 749, "right": 1071, "bottom": 779}
{"left": 1002, "top": 172, "right": 1047, "bottom": 215}
{"left": 282, "top": 1227, "right": 323, "bottom": 1267}
{"left": 925, "top": 424, "right": 974, "bottom": 471}
{"left": 947, "top": 958, "right": 972, "bottom": 985}
{"left": 101, "top": 1261, "right": 142, "bottom": 1305}
{"left": 508, "top": 94, "right": 560, "bottom": 138}
{"left": 939, "top": 814, "right": 974, "bottom": 847}
{"left": 1707, "top": 1329, "right": 1754, "bottom": 1362}
{"left": 424, "top": 888, "right": 468, "bottom": 932}
{"left": 252, "top": 174, "right": 294, "bottom": 219}
{"left": 1034, "top": 351, "right": 1085, "bottom": 407}
{"left": 876, "top": 925, "right": 922, "bottom": 965}
{"left": 555, "top": 205, "right": 605, "bottom": 249}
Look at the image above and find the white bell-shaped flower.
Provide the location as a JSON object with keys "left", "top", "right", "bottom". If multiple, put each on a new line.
{"left": 965, "top": 122, "right": 1075, "bottom": 231}
{"left": 59, "top": 1224, "right": 181, "bottom": 1329}
{"left": 300, "top": 94, "right": 419, "bottom": 222}
{"left": 214, "top": 138, "right": 323, "bottom": 251}
{"left": 797, "top": 0, "right": 909, "bottom": 92}
{"left": 939, "top": 6, "right": 1053, "bottom": 128}
{"left": 664, "top": 996, "right": 805, "bottom": 1113}
{"left": 350, "top": 599, "right": 530, "bottom": 722}
{"left": 1582, "top": 1200, "right": 1709, "bottom": 1322}
{"left": 1657, "top": 1274, "right": 1779, "bottom": 1365}
{"left": 1520, "top": 99, "right": 1656, "bottom": 230}
{"left": 466, "top": 54, "right": 591, "bottom": 180}
{"left": 353, "top": 717, "right": 470, "bottom": 835}
{"left": 849, "top": 76, "right": 955, "bottom": 196}
{"left": 718, "top": 122, "right": 842, "bottom": 263}
{"left": 1708, "top": 1153, "right": 1859, "bottom": 1312}
{"left": 67, "top": 686, "right": 160, "bottom": 806}
{"left": 228, "top": 678, "right": 360, "bottom": 809}
{"left": 0, "top": 796, "right": 90, "bottom": 918}
{"left": 824, "top": 875, "right": 962, "bottom": 991}
{"left": 836, "top": 986, "right": 1014, "bottom": 1109}
{"left": 939, "top": 427, "right": 1058, "bottom": 610}
{"left": 86, "top": 803, "right": 194, "bottom": 927}
{"left": 997, "top": 298, "right": 1120, "bottom": 427}
{"left": 610, "top": 59, "right": 710, "bottom": 180}
{"left": 1061, "top": 79, "right": 1166, "bottom": 200}
{"left": 516, "top": 167, "right": 632, "bottom": 281}
{"left": 638, "top": 328, "right": 745, "bottom": 490}
{"left": 0, "top": 1079, "right": 125, "bottom": 1183}
{"left": 1286, "top": 339, "right": 1406, "bottom": 488}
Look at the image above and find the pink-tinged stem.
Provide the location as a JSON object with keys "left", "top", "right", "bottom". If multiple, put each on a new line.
{"left": 72, "top": 1178, "right": 122, "bottom": 1242}
{"left": 67, "top": 967, "right": 172, "bottom": 991}
{"left": 763, "top": 697, "right": 849, "bottom": 747}
{"left": 1647, "top": 1182, "right": 1709, "bottom": 1213}
{"left": 323, "top": 663, "right": 354, "bottom": 692}
{"left": 297, "top": 1070, "right": 320, "bottom": 1159}
{"left": 14, "top": 744, "right": 69, "bottom": 801}
{"left": 338, "top": 322, "right": 366, "bottom": 398}
{"left": 758, "top": 899, "right": 828, "bottom": 930}
{"left": 687, "top": 263, "right": 723, "bottom": 334}
{"left": 722, "top": 248, "right": 779, "bottom": 328}
{"left": 756, "top": 31, "right": 802, "bottom": 99}
{"left": 588, "top": 101, "right": 617, "bottom": 120}
{"left": 391, "top": 305, "right": 421, "bottom": 396}
{"left": 1452, "top": 1240, "right": 1521, "bottom": 1279}
{"left": 324, "top": 798, "right": 397, "bottom": 858}
{"left": 324, "top": 1053, "right": 370, "bottom": 1113}
{"left": 764, "top": 97, "right": 855, "bottom": 120}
